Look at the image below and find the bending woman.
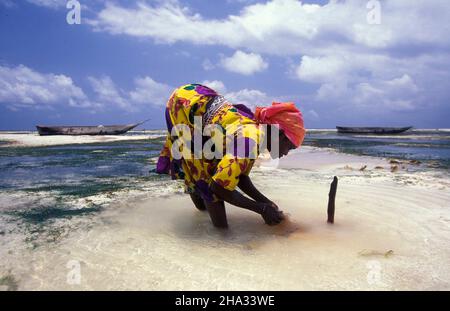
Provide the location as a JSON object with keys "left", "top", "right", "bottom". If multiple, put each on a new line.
{"left": 156, "top": 84, "right": 305, "bottom": 228}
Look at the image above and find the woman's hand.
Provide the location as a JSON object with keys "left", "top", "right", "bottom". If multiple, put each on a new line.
{"left": 211, "top": 181, "right": 285, "bottom": 226}
{"left": 259, "top": 202, "right": 285, "bottom": 225}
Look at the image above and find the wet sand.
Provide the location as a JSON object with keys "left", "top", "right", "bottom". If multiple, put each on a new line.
{"left": 1, "top": 146, "right": 449, "bottom": 290}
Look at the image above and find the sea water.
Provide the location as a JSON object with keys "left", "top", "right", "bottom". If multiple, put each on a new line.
{"left": 0, "top": 130, "right": 448, "bottom": 234}
{"left": 0, "top": 129, "right": 449, "bottom": 290}
{"left": 0, "top": 129, "right": 449, "bottom": 234}
{"left": 306, "top": 129, "right": 450, "bottom": 169}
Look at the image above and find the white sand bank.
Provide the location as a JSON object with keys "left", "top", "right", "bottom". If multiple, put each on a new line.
{"left": 2, "top": 147, "right": 449, "bottom": 290}
{"left": 0, "top": 133, "right": 161, "bottom": 147}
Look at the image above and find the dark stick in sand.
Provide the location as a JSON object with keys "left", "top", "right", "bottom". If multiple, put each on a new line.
{"left": 327, "top": 176, "right": 338, "bottom": 224}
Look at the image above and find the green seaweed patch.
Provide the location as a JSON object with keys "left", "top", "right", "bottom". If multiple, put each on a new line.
{"left": 22, "top": 182, "right": 126, "bottom": 198}
{"left": 0, "top": 274, "right": 19, "bottom": 291}
{"left": 10, "top": 205, "right": 103, "bottom": 224}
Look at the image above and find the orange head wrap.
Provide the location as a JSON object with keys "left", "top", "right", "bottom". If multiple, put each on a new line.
{"left": 254, "top": 102, "right": 306, "bottom": 148}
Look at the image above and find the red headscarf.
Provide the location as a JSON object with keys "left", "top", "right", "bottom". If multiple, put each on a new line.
{"left": 254, "top": 102, "right": 306, "bottom": 148}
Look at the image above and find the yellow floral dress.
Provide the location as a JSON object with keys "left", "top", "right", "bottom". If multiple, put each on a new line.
{"left": 156, "top": 84, "right": 263, "bottom": 202}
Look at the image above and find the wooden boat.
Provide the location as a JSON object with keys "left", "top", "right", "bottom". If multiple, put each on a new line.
{"left": 336, "top": 126, "right": 413, "bottom": 135}
{"left": 36, "top": 120, "right": 149, "bottom": 136}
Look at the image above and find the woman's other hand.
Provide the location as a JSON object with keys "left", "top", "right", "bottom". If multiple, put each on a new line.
{"left": 259, "top": 202, "right": 285, "bottom": 225}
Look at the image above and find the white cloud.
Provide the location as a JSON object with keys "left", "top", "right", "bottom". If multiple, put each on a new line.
{"left": 0, "top": 64, "right": 90, "bottom": 109}
{"left": 14, "top": 0, "right": 450, "bottom": 120}
{"left": 201, "top": 80, "right": 275, "bottom": 110}
{"left": 85, "top": 0, "right": 450, "bottom": 117}
{"left": 201, "top": 80, "right": 227, "bottom": 94}
{"left": 316, "top": 73, "right": 420, "bottom": 112}
{"left": 220, "top": 50, "right": 268, "bottom": 75}
{"left": 88, "top": 75, "right": 173, "bottom": 111}
{"left": 296, "top": 55, "right": 347, "bottom": 83}
{"left": 0, "top": 64, "right": 176, "bottom": 112}
{"left": 129, "top": 76, "right": 172, "bottom": 107}
{"left": 26, "top": 0, "right": 66, "bottom": 8}
{"left": 202, "top": 59, "right": 215, "bottom": 71}
{"left": 87, "top": 76, "right": 130, "bottom": 110}
{"left": 352, "top": 74, "right": 419, "bottom": 111}
{"left": 225, "top": 88, "right": 274, "bottom": 110}
{"left": 306, "top": 109, "right": 319, "bottom": 120}
{"left": 89, "top": 0, "right": 450, "bottom": 54}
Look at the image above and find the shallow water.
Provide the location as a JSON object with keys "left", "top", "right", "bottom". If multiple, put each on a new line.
{"left": 306, "top": 129, "right": 450, "bottom": 169}
{"left": 1, "top": 131, "right": 450, "bottom": 290}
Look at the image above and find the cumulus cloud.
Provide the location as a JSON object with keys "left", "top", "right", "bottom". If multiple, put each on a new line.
{"left": 86, "top": 0, "right": 450, "bottom": 117}
{"left": 201, "top": 80, "right": 227, "bottom": 94}
{"left": 26, "top": 0, "right": 67, "bottom": 8}
{"left": 0, "top": 64, "right": 174, "bottom": 112}
{"left": 352, "top": 74, "right": 420, "bottom": 111}
{"left": 0, "top": 64, "right": 90, "bottom": 109}
{"left": 12, "top": 0, "right": 450, "bottom": 122}
{"left": 296, "top": 55, "right": 348, "bottom": 83}
{"left": 89, "top": 0, "right": 450, "bottom": 54}
{"left": 87, "top": 76, "right": 129, "bottom": 110}
{"left": 225, "top": 88, "right": 275, "bottom": 110}
{"left": 88, "top": 75, "right": 173, "bottom": 111}
{"left": 202, "top": 59, "right": 215, "bottom": 71}
{"left": 316, "top": 74, "right": 421, "bottom": 112}
{"left": 201, "top": 80, "right": 274, "bottom": 109}
{"left": 306, "top": 109, "right": 319, "bottom": 120}
{"left": 220, "top": 50, "right": 268, "bottom": 75}
{"left": 129, "top": 76, "right": 172, "bottom": 107}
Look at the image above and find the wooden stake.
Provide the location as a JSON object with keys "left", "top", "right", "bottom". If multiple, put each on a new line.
{"left": 327, "top": 176, "right": 338, "bottom": 224}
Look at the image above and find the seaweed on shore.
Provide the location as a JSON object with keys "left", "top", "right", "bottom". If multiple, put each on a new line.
{"left": 9, "top": 204, "right": 103, "bottom": 225}
{"left": 0, "top": 274, "right": 19, "bottom": 291}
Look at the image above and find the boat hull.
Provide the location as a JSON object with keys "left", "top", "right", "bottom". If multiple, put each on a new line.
{"left": 336, "top": 126, "right": 413, "bottom": 135}
{"left": 36, "top": 124, "right": 140, "bottom": 136}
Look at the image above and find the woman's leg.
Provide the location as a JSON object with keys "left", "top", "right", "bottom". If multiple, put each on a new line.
{"left": 204, "top": 200, "right": 228, "bottom": 228}
{"left": 190, "top": 193, "right": 206, "bottom": 211}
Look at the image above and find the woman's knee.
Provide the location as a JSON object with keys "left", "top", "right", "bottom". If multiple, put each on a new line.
{"left": 190, "top": 193, "right": 206, "bottom": 211}
{"left": 205, "top": 200, "right": 228, "bottom": 228}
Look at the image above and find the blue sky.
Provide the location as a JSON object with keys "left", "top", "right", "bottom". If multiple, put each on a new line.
{"left": 1, "top": 0, "right": 449, "bottom": 130}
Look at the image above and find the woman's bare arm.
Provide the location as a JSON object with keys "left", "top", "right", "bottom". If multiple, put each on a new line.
{"left": 210, "top": 181, "right": 283, "bottom": 225}
{"left": 237, "top": 175, "right": 272, "bottom": 204}
{"left": 210, "top": 181, "right": 262, "bottom": 213}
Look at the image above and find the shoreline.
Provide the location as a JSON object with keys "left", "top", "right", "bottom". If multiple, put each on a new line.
{"left": 0, "top": 133, "right": 163, "bottom": 147}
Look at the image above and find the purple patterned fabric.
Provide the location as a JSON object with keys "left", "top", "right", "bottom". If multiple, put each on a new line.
{"left": 165, "top": 107, "right": 173, "bottom": 132}
{"left": 195, "top": 85, "right": 217, "bottom": 96}
{"left": 233, "top": 104, "right": 255, "bottom": 120}
{"left": 156, "top": 156, "right": 170, "bottom": 174}
{"left": 195, "top": 180, "right": 214, "bottom": 202}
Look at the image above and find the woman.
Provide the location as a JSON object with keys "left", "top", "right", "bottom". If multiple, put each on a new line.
{"left": 156, "top": 84, "right": 305, "bottom": 228}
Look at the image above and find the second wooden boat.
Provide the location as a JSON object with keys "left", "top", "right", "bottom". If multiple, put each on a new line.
{"left": 336, "top": 126, "right": 413, "bottom": 135}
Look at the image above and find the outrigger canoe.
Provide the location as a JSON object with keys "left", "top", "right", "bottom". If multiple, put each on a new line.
{"left": 36, "top": 120, "right": 149, "bottom": 136}
{"left": 336, "top": 126, "right": 413, "bottom": 135}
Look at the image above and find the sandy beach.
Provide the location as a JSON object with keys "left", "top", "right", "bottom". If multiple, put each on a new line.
{"left": 1, "top": 135, "right": 449, "bottom": 290}
{"left": 0, "top": 133, "right": 161, "bottom": 147}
